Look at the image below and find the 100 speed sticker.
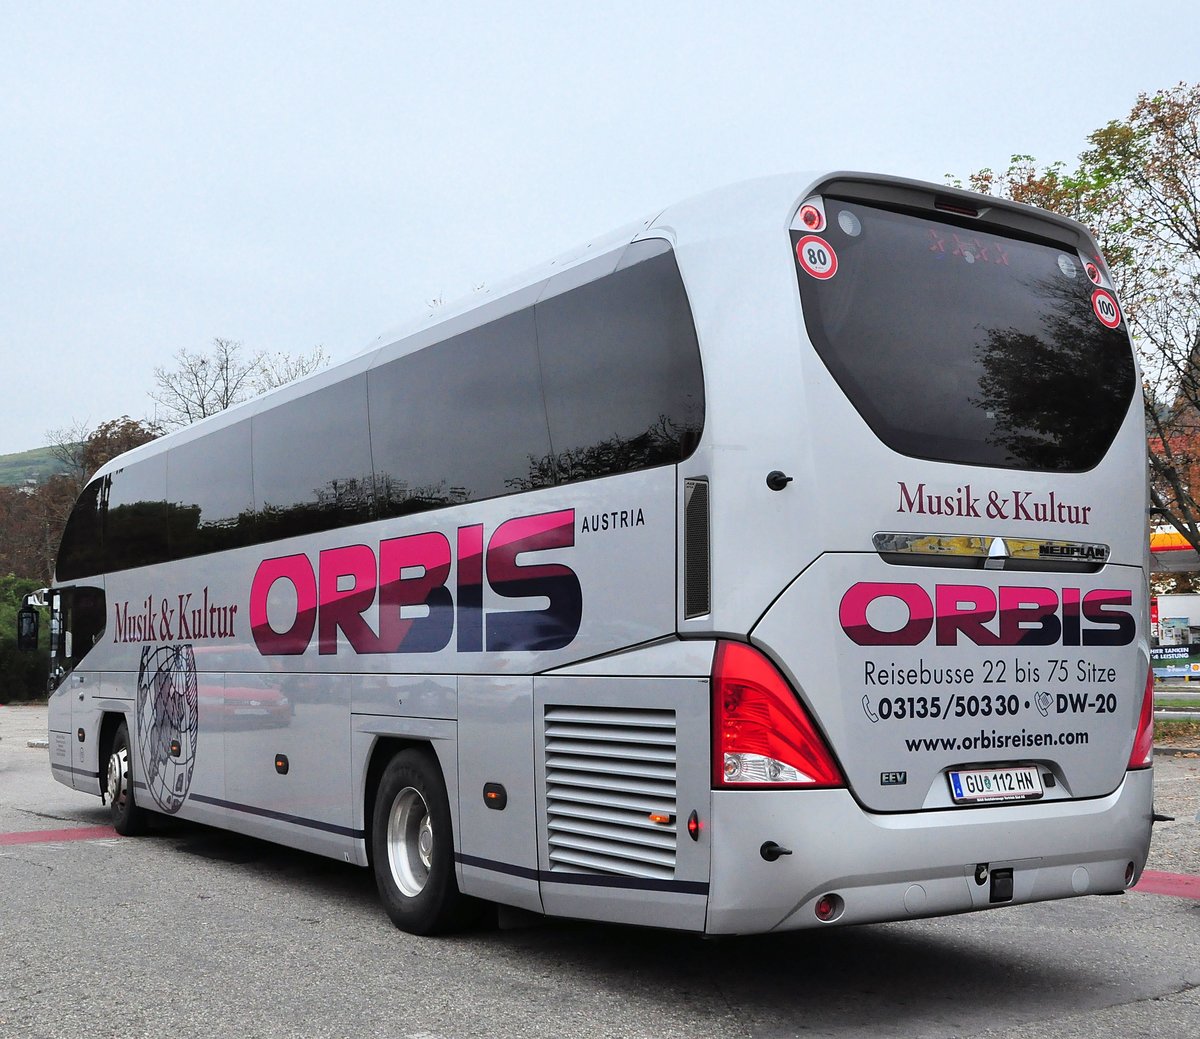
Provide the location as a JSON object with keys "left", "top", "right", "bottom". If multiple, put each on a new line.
{"left": 1092, "top": 288, "right": 1121, "bottom": 328}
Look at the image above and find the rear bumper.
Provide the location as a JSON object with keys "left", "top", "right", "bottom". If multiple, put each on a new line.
{"left": 706, "top": 767, "right": 1154, "bottom": 934}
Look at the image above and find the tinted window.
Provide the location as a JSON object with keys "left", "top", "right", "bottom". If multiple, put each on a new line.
{"left": 105, "top": 455, "right": 168, "bottom": 571}
{"left": 793, "top": 200, "right": 1136, "bottom": 471}
{"left": 57, "top": 480, "right": 104, "bottom": 580}
{"left": 58, "top": 585, "right": 106, "bottom": 667}
{"left": 253, "top": 375, "right": 374, "bottom": 540}
{"left": 55, "top": 242, "right": 707, "bottom": 581}
{"left": 168, "top": 422, "right": 255, "bottom": 558}
{"left": 534, "top": 241, "right": 704, "bottom": 482}
{"left": 369, "top": 309, "right": 555, "bottom": 515}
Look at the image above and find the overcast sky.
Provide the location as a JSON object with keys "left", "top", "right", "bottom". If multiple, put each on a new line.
{"left": 1, "top": 1, "right": 1197, "bottom": 455}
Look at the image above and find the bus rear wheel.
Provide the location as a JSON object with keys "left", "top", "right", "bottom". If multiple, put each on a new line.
{"left": 106, "top": 720, "right": 148, "bottom": 836}
{"left": 371, "top": 749, "right": 477, "bottom": 935}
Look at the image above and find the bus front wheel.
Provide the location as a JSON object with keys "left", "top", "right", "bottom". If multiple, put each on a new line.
{"left": 106, "top": 720, "right": 148, "bottom": 836}
{"left": 371, "top": 748, "right": 476, "bottom": 935}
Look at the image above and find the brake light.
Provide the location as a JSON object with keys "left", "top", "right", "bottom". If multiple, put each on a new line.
{"left": 1128, "top": 667, "right": 1154, "bottom": 770}
{"left": 799, "top": 204, "right": 823, "bottom": 231}
{"left": 712, "top": 641, "right": 844, "bottom": 788}
{"left": 934, "top": 196, "right": 980, "bottom": 218}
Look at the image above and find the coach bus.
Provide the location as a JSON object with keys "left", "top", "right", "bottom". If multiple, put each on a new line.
{"left": 29, "top": 171, "right": 1154, "bottom": 935}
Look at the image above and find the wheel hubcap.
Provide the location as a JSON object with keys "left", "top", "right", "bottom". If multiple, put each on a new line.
{"left": 387, "top": 786, "right": 432, "bottom": 897}
{"left": 106, "top": 747, "right": 129, "bottom": 812}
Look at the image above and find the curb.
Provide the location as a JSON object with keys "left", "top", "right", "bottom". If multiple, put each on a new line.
{"left": 1154, "top": 745, "right": 1200, "bottom": 757}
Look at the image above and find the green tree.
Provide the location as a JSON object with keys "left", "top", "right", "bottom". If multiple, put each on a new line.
{"left": 953, "top": 82, "right": 1200, "bottom": 553}
{"left": 46, "top": 415, "right": 163, "bottom": 494}
{"left": 0, "top": 417, "right": 162, "bottom": 585}
{"left": 1, "top": 417, "right": 164, "bottom": 697}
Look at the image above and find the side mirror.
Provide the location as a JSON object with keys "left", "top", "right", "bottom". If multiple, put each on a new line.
{"left": 17, "top": 605, "right": 39, "bottom": 651}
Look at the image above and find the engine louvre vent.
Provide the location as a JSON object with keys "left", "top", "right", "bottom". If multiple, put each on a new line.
{"left": 684, "top": 478, "right": 710, "bottom": 618}
{"left": 544, "top": 705, "right": 678, "bottom": 879}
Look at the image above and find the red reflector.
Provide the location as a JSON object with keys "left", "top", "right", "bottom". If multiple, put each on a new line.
{"left": 799, "top": 204, "right": 823, "bottom": 230}
{"left": 1128, "top": 667, "right": 1154, "bottom": 770}
{"left": 814, "top": 893, "right": 843, "bottom": 921}
{"left": 712, "top": 641, "right": 844, "bottom": 788}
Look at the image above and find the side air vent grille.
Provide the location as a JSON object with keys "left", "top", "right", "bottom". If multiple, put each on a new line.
{"left": 684, "top": 478, "right": 710, "bottom": 618}
{"left": 544, "top": 705, "right": 677, "bottom": 879}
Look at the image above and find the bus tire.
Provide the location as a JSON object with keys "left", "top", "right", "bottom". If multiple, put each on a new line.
{"left": 372, "top": 749, "right": 475, "bottom": 935}
{"left": 106, "top": 720, "right": 148, "bottom": 836}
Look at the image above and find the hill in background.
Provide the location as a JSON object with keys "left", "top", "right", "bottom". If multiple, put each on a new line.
{"left": 0, "top": 446, "right": 72, "bottom": 488}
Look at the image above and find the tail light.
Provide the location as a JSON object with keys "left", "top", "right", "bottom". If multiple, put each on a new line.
{"left": 712, "top": 640, "right": 844, "bottom": 788}
{"left": 1127, "top": 667, "right": 1154, "bottom": 770}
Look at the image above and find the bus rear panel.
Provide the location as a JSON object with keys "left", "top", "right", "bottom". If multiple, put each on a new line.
{"left": 692, "top": 176, "right": 1151, "bottom": 931}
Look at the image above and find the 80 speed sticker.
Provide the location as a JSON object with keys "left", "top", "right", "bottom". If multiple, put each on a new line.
{"left": 796, "top": 235, "right": 838, "bottom": 280}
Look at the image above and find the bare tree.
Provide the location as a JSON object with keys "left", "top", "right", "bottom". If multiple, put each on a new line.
{"left": 151, "top": 338, "right": 258, "bottom": 428}
{"left": 253, "top": 345, "right": 330, "bottom": 393}
{"left": 44, "top": 419, "right": 93, "bottom": 494}
{"left": 151, "top": 338, "right": 329, "bottom": 429}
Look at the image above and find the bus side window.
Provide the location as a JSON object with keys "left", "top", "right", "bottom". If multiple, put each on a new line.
{"left": 168, "top": 420, "right": 256, "bottom": 557}
{"left": 253, "top": 375, "right": 373, "bottom": 541}
{"left": 369, "top": 309, "right": 554, "bottom": 515}
{"left": 105, "top": 456, "right": 168, "bottom": 572}
{"left": 56, "top": 586, "right": 107, "bottom": 670}
{"left": 534, "top": 240, "right": 704, "bottom": 482}
{"left": 57, "top": 480, "right": 105, "bottom": 581}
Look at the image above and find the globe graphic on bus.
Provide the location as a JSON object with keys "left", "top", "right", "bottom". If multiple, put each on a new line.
{"left": 136, "top": 644, "right": 199, "bottom": 814}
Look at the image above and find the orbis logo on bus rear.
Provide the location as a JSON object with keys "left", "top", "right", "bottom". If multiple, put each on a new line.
{"left": 249, "top": 509, "right": 582, "bottom": 656}
{"left": 839, "top": 582, "right": 1135, "bottom": 647}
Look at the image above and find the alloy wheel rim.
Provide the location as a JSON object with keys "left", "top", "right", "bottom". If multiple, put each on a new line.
{"left": 106, "top": 746, "right": 129, "bottom": 811}
{"left": 386, "top": 786, "right": 432, "bottom": 897}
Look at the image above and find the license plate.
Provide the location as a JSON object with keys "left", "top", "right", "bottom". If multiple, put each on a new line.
{"left": 948, "top": 765, "right": 1043, "bottom": 804}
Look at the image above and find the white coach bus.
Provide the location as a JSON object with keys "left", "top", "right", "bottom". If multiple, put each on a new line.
{"left": 31, "top": 172, "right": 1154, "bottom": 935}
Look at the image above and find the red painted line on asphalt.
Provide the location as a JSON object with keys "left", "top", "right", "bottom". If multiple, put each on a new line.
{"left": 0, "top": 825, "right": 118, "bottom": 847}
{"left": 1133, "top": 869, "right": 1200, "bottom": 899}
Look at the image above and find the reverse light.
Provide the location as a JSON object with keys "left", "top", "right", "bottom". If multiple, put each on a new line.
{"left": 712, "top": 641, "right": 844, "bottom": 788}
{"left": 1128, "top": 667, "right": 1155, "bottom": 770}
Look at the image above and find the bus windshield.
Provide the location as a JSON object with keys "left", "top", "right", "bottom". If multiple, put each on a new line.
{"left": 793, "top": 199, "right": 1136, "bottom": 472}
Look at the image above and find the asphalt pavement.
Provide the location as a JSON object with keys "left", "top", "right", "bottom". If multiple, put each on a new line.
{"left": 2, "top": 703, "right": 1198, "bottom": 1039}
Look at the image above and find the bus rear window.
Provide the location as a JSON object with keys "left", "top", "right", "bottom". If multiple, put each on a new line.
{"left": 792, "top": 201, "right": 1136, "bottom": 471}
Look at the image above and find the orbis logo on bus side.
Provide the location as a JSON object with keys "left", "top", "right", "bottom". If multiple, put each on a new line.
{"left": 249, "top": 508, "right": 582, "bottom": 656}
